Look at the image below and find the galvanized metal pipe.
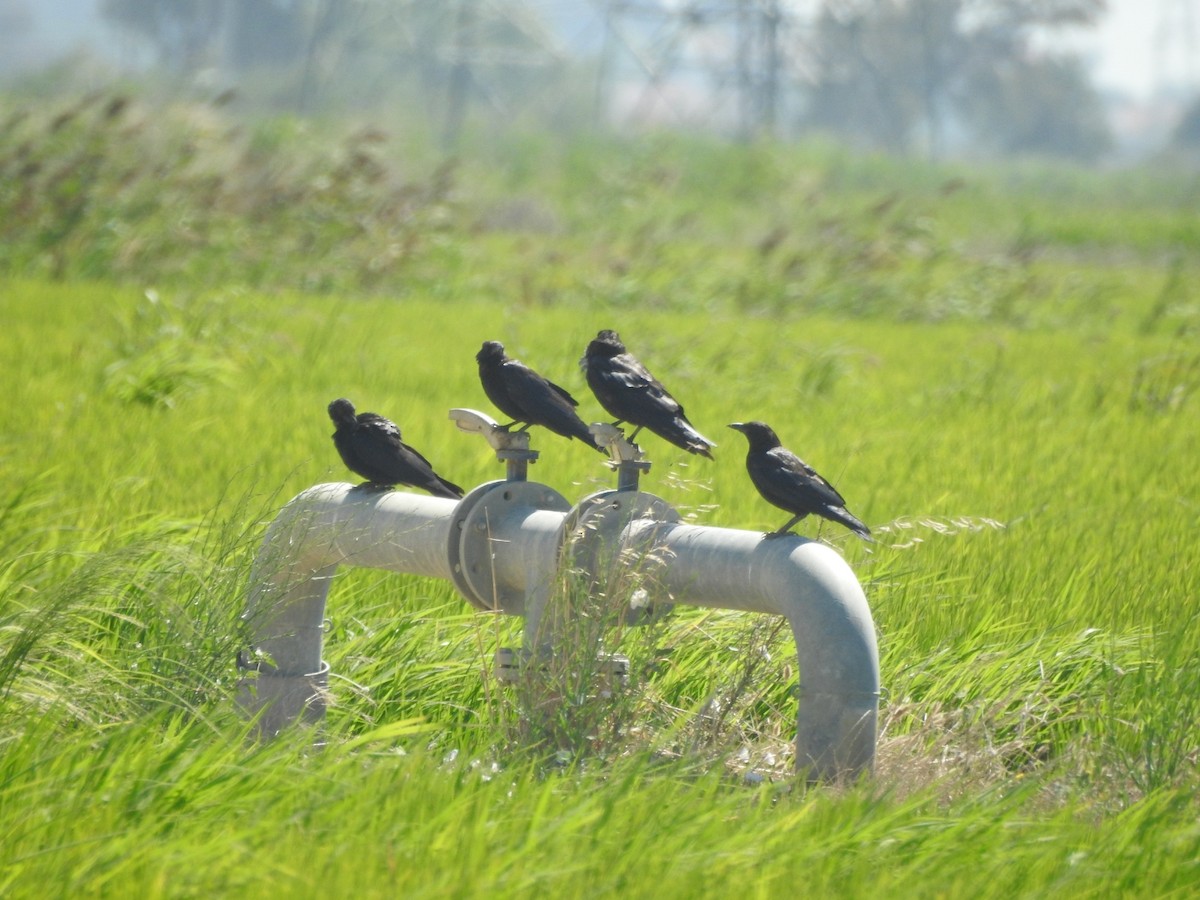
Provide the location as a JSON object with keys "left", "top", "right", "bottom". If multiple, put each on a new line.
{"left": 241, "top": 481, "right": 879, "bottom": 778}
{"left": 244, "top": 483, "right": 456, "bottom": 675}
{"left": 622, "top": 518, "right": 879, "bottom": 779}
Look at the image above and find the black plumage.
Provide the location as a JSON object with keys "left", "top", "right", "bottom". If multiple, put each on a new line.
{"left": 729, "top": 421, "right": 870, "bottom": 539}
{"left": 476, "top": 341, "right": 602, "bottom": 450}
{"left": 580, "top": 330, "right": 716, "bottom": 458}
{"left": 328, "top": 398, "right": 463, "bottom": 499}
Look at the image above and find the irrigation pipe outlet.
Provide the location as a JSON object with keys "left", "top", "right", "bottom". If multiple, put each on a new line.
{"left": 238, "top": 410, "right": 880, "bottom": 781}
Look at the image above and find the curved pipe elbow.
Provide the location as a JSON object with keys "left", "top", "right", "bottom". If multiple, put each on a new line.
{"left": 627, "top": 521, "right": 879, "bottom": 780}
{"left": 244, "top": 483, "right": 458, "bottom": 675}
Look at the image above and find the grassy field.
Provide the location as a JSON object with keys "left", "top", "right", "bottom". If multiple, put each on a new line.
{"left": 1, "top": 93, "right": 1199, "bottom": 896}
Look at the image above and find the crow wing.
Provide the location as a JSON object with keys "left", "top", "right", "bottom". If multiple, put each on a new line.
{"left": 501, "top": 359, "right": 581, "bottom": 415}
{"left": 356, "top": 416, "right": 439, "bottom": 481}
{"left": 479, "top": 360, "right": 523, "bottom": 422}
{"left": 589, "top": 353, "right": 683, "bottom": 420}
{"left": 748, "top": 447, "right": 848, "bottom": 515}
{"left": 502, "top": 359, "right": 601, "bottom": 447}
{"left": 359, "top": 412, "right": 401, "bottom": 442}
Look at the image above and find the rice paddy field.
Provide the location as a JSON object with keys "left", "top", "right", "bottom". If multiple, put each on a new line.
{"left": 1, "top": 92, "right": 1198, "bottom": 897}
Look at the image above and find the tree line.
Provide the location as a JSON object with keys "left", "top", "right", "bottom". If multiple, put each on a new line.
{"left": 91, "top": 0, "right": 1119, "bottom": 160}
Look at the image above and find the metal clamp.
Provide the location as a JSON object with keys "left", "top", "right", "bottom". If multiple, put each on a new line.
{"left": 236, "top": 658, "right": 330, "bottom": 739}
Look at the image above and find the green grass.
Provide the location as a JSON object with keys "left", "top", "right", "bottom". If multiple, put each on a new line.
{"left": 1, "top": 93, "right": 1199, "bottom": 896}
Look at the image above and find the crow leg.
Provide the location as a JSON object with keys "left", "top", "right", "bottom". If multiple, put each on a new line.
{"left": 357, "top": 482, "right": 394, "bottom": 494}
{"left": 770, "top": 513, "right": 808, "bottom": 535}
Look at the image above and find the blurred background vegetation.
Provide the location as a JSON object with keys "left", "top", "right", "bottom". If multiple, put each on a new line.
{"left": 2, "top": 0, "right": 1199, "bottom": 165}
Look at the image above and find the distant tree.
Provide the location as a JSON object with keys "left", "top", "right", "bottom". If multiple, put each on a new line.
{"left": 962, "top": 54, "right": 1110, "bottom": 159}
{"left": 805, "top": 0, "right": 964, "bottom": 154}
{"left": 101, "top": 0, "right": 226, "bottom": 72}
{"left": 804, "top": 0, "right": 1110, "bottom": 159}
{"left": 100, "top": 0, "right": 305, "bottom": 73}
{"left": 98, "top": 0, "right": 565, "bottom": 129}
{"left": 285, "top": 1, "right": 572, "bottom": 138}
{"left": 0, "top": 0, "right": 34, "bottom": 75}
{"left": 1173, "top": 96, "right": 1200, "bottom": 152}
{"left": 226, "top": 0, "right": 307, "bottom": 70}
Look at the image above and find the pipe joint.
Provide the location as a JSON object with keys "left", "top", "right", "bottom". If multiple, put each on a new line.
{"left": 562, "top": 489, "right": 679, "bottom": 626}
{"left": 447, "top": 480, "right": 570, "bottom": 613}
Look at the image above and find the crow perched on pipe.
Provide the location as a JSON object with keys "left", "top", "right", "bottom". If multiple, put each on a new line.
{"left": 580, "top": 330, "right": 716, "bottom": 458}
{"left": 729, "top": 421, "right": 870, "bottom": 540}
{"left": 475, "top": 341, "right": 603, "bottom": 450}
{"left": 328, "top": 398, "right": 463, "bottom": 498}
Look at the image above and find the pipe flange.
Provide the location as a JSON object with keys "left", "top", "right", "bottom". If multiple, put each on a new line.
{"left": 448, "top": 480, "right": 570, "bottom": 613}
{"left": 562, "top": 489, "right": 679, "bottom": 625}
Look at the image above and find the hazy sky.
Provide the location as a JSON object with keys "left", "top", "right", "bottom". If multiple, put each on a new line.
{"left": 1071, "top": 0, "right": 1199, "bottom": 98}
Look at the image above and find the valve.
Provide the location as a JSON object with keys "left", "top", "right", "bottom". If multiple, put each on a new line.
{"left": 561, "top": 488, "right": 678, "bottom": 627}
{"left": 589, "top": 423, "right": 652, "bottom": 492}
{"left": 450, "top": 408, "right": 539, "bottom": 482}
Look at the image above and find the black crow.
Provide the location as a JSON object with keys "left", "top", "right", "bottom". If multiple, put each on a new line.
{"left": 476, "top": 341, "right": 603, "bottom": 450}
{"left": 581, "top": 330, "right": 716, "bottom": 458}
{"left": 729, "top": 421, "right": 870, "bottom": 539}
{"left": 328, "top": 398, "right": 463, "bottom": 499}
